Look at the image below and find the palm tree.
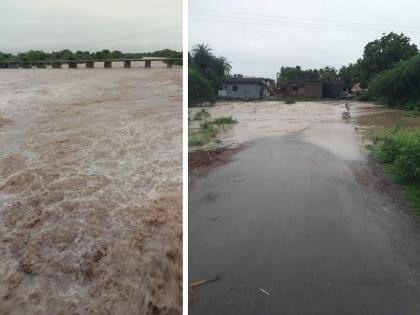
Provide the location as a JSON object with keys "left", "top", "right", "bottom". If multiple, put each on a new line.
{"left": 191, "top": 43, "right": 213, "bottom": 72}
{"left": 217, "top": 56, "right": 232, "bottom": 75}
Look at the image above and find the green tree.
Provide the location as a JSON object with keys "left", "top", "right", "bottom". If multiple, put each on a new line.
{"left": 188, "top": 68, "right": 216, "bottom": 106}
{"left": 318, "top": 66, "right": 337, "bottom": 82}
{"left": 358, "top": 32, "right": 418, "bottom": 87}
{"left": 277, "top": 66, "right": 304, "bottom": 83}
{"left": 191, "top": 44, "right": 213, "bottom": 73}
{"left": 209, "top": 56, "right": 232, "bottom": 89}
{"left": 369, "top": 54, "right": 420, "bottom": 109}
{"left": 216, "top": 56, "right": 232, "bottom": 76}
{"left": 339, "top": 63, "right": 358, "bottom": 85}
{"left": 58, "top": 49, "right": 75, "bottom": 60}
{"left": 189, "top": 44, "right": 233, "bottom": 105}
{"left": 111, "top": 50, "right": 123, "bottom": 58}
{"left": 277, "top": 66, "right": 321, "bottom": 84}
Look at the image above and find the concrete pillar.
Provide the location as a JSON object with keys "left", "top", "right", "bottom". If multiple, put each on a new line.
{"left": 124, "top": 60, "right": 131, "bottom": 68}
{"left": 69, "top": 62, "right": 77, "bottom": 69}
{"left": 145, "top": 60, "right": 151, "bottom": 68}
{"left": 166, "top": 60, "right": 173, "bottom": 68}
{"left": 86, "top": 61, "right": 95, "bottom": 68}
{"left": 52, "top": 62, "right": 62, "bottom": 69}
{"left": 104, "top": 61, "right": 112, "bottom": 68}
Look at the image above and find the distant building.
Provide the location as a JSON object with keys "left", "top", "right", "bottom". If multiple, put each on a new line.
{"left": 220, "top": 75, "right": 276, "bottom": 99}
{"left": 283, "top": 81, "right": 323, "bottom": 98}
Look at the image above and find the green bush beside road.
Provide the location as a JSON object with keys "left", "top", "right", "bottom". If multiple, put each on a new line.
{"left": 370, "top": 128, "right": 420, "bottom": 212}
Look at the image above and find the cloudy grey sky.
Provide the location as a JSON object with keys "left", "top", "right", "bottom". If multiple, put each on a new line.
{"left": 189, "top": 0, "right": 420, "bottom": 79}
{"left": 1, "top": 0, "right": 182, "bottom": 53}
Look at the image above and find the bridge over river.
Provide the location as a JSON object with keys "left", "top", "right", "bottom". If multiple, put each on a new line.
{"left": 0, "top": 57, "right": 181, "bottom": 69}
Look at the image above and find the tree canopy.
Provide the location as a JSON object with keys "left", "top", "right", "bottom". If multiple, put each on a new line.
{"left": 368, "top": 53, "right": 420, "bottom": 109}
{"left": 0, "top": 49, "right": 182, "bottom": 64}
{"left": 356, "top": 32, "right": 418, "bottom": 87}
{"left": 277, "top": 66, "right": 338, "bottom": 84}
{"left": 188, "top": 43, "right": 232, "bottom": 106}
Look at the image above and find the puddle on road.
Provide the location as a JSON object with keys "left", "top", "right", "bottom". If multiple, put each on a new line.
{"left": 192, "top": 101, "right": 420, "bottom": 161}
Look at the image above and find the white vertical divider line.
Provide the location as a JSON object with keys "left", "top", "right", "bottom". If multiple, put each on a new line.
{"left": 182, "top": 0, "right": 189, "bottom": 312}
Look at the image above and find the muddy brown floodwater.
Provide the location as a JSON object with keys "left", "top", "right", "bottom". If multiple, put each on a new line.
{"left": 190, "top": 100, "right": 420, "bottom": 161}
{"left": 0, "top": 63, "right": 182, "bottom": 315}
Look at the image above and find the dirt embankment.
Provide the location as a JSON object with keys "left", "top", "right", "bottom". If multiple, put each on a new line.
{"left": 350, "top": 156, "right": 419, "bottom": 217}
{"left": 188, "top": 146, "right": 244, "bottom": 175}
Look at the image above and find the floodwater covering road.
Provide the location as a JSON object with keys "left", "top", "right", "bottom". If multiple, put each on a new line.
{"left": 189, "top": 101, "right": 420, "bottom": 314}
{"left": 0, "top": 63, "right": 182, "bottom": 315}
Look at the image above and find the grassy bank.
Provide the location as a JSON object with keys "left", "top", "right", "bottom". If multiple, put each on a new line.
{"left": 188, "top": 109, "right": 237, "bottom": 147}
{"left": 369, "top": 127, "right": 420, "bottom": 213}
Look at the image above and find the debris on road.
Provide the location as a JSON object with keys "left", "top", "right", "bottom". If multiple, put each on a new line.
{"left": 259, "top": 288, "right": 270, "bottom": 296}
{"left": 189, "top": 146, "right": 243, "bottom": 175}
{"left": 189, "top": 274, "right": 221, "bottom": 288}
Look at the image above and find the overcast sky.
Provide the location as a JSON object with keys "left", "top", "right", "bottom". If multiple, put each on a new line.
{"left": 189, "top": 0, "right": 420, "bottom": 79}
{"left": 1, "top": 0, "right": 182, "bottom": 53}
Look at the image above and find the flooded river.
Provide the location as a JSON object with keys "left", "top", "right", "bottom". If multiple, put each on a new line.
{"left": 0, "top": 65, "right": 182, "bottom": 314}
{"left": 190, "top": 100, "right": 420, "bottom": 161}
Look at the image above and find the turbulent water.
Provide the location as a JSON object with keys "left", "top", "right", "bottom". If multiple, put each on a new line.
{"left": 0, "top": 64, "right": 182, "bottom": 314}
{"left": 191, "top": 100, "right": 420, "bottom": 161}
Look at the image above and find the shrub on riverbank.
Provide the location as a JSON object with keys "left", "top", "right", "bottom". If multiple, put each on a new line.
{"left": 211, "top": 116, "right": 237, "bottom": 125}
{"left": 372, "top": 128, "right": 420, "bottom": 185}
{"left": 370, "top": 127, "right": 420, "bottom": 212}
{"left": 371, "top": 128, "right": 420, "bottom": 183}
{"left": 284, "top": 98, "right": 296, "bottom": 104}
{"left": 188, "top": 113, "right": 238, "bottom": 147}
{"left": 189, "top": 123, "right": 218, "bottom": 147}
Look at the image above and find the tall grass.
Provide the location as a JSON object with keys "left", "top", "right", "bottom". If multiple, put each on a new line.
{"left": 211, "top": 116, "right": 237, "bottom": 125}
{"left": 188, "top": 113, "right": 238, "bottom": 147}
{"left": 189, "top": 123, "right": 218, "bottom": 147}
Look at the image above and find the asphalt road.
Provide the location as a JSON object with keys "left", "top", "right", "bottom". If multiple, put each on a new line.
{"left": 189, "top": 136, "right": 420, "bottom": 315}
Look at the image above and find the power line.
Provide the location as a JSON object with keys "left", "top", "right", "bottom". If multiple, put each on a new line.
{"left": 190, "top": 8, "right": 420, "bottom": 31}
{"left": 189, "top": 16, "right": 404, "bottom": 33}
{"left": 190, "top": 8, "right": 420, "bottom": 33}
{"left": 72, "top": 26, "right": 182, "bottom": 48}
{"left": 190, "top": 14, "right": 383, "bottom": 32}
{"left": 190, "top": 16, "right": 420, "bottom": 34}
{"left": 191, "top": 12, "right": 385, "bottom": 31}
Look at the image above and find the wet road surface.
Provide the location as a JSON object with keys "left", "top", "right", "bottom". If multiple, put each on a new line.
{"left": 189, "top": 136, "right": 420, "bottom": 314}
